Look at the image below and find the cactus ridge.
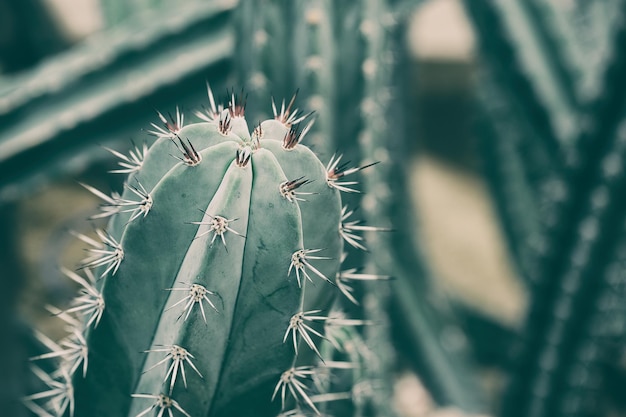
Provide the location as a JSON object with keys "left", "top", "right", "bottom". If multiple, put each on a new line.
{"left": 24, "top": 88, "right": 389, "bottom": 417}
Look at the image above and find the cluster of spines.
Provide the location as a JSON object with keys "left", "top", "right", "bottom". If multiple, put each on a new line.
{"left": 265, "top": 88, "right": 388, "bottom": 415}
{"left": 23, "top": 86, "right": 388, "bottom": 417}
{"left": 275, "top": 251, "right": 388, "bottom": 416}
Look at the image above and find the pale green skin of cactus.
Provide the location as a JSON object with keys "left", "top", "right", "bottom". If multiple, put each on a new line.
{"left": 75, "top": 117, "right": 343, "bottom": 417}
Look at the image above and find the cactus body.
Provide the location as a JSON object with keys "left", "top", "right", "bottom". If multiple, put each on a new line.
{"left": 49, "top": 97, "right": 350, "bottom": 417}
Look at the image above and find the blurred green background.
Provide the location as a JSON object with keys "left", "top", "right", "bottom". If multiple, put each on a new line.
{"left": 3, "top": 1, "right": 626, "bottom": 417}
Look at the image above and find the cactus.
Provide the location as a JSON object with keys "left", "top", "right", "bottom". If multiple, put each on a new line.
{"left": 12, "top": 1, "right": 626, "bottom": 417}
{"left": 22, "top": 88, "right": 390, "bottom": 417}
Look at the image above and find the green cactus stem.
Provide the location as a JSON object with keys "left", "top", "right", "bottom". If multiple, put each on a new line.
{"left": 23, "top": 89, "right": 391, "bottom": 417}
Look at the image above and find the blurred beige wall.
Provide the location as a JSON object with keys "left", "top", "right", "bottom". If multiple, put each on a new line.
{"left": 408, "top": 0, "right": 527, "bottom": 326}
{"left": 44, "top": 0, "right": 103, "bottom": 40}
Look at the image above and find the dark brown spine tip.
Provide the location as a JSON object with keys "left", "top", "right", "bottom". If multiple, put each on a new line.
{"left": 283, "top": 126, "right": 298, "bottom": 149}
{"left": 283, "top": 118, "right": 314, "bottom": 150}
{"left": 236, "top": 147, "right": 252, "bottom": 167}
{"left": 331, "top": 160, "right": 380, "bottom": 179}
{"left": 172, "top": 135, "right": 201, "bottom": 166}
{"left": 279, "top": 176, "right": 315, "bottom": 202}
{"left": 218, "top": 110, "right": 232, "bottom": 135}
{"left": 251, "top": 122, "right": 262, "bottom": 150}
{"left": 285, "top": 177, "right": 311, "bottom": 192}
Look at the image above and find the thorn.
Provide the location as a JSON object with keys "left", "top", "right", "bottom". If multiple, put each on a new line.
{"left": 165, "top": 283, "right": 218, "bottom": 322}
{"left": 339, "top": 206, "right": 391, "bottom": 250}
{"left": 236, "top": 146, "right": 252, "bottom": 167}
{"left": 326, "top": 154, "right": 379, "bottom": 193}
{"left": 272, "top": 90, "right": 314, "bottom": 128}
{"left": 279, "top": 177, "right": 315, "bottom": 202}
{"left": 130, "top": 393, "right": 191, "bottom": 417}
{"left": 282, "top": 119, "right": 315, "bottom": 150}
{"left": 75, "top": 230, "right": 124, "bottom": 278}
{"left": 143, "top": 345, "right": 202, "bottom": 394}
{"left": 104, "top": 142, "right": 147, "bottom": 174}
{"left": 227, "top": 87, "right": 247, "bottom": 117}
{"left": 171, "top": 134, "right": 202, "bottom": 166}
{"left": 251, "top": 121, "right": 262, "bottom": 150}
{"left": 147, "top": 107, "right": 184, "bottom": 138}
{"left": 272, "top": 366, "right": 319, "bottom": 415}
{"left": 283, "top": 310, "right": 329, "bottom": 359}
{"left": 190, "top": 210, "right": 245, "bottom": 245}
{"left": 289, "top": 249, "right": 333, "bottom": 287}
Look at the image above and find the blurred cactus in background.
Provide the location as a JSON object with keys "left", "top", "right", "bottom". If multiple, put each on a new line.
{"left": 465, "top": 1, "right": 626, "bottom": 417}
{"left": 4, "top": 0, "right": 626, "bottom": 417}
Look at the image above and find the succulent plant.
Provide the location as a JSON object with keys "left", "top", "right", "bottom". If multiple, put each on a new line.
{"left": 23, "top": 89, "right": 386, "bottom": 417}
{"left": 11, "top": 1, "right": 626, "bottom": 417}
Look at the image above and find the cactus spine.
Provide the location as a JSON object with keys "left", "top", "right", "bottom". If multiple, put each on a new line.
{"left": 23, "top": 89, "right": 386, "bottom": 417}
